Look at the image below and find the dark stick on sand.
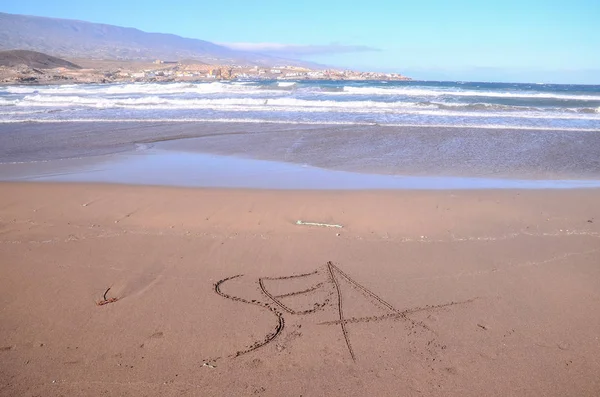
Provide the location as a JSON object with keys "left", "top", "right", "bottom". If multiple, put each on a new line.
{"left": 103, "top": 287, "right": 111, "bottom": 301}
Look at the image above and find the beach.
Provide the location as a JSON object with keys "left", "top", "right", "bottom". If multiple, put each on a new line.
{"left": 1, "top": 183, "right": 599, "bottom": 396}
{"left": 2, "top": 0, "right": 600, "bottom": 393}
{"left": 1, "top": 79, "right": 600, "bottom": 396}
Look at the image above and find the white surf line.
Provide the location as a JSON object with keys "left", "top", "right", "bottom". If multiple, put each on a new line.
{"left": 0, "top": 118, "right": 599, "bottom": 131}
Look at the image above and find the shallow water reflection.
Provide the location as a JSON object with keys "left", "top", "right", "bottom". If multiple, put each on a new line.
{"left": 3, "top": 149, "right": 600, "bottom": 190}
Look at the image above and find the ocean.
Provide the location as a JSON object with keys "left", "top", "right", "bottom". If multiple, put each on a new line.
{"left": 1, "top": 80, "right": 599, "bottom": 130}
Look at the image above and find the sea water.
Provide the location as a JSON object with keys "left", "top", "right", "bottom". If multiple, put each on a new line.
{"left": 1, "top": 80, "right": 599, "bottom": 130}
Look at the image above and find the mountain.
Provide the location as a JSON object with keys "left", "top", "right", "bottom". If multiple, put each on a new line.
{"left": 0, "top": 50, "right": 81, "bottom": 69}
{"left": 0, "top": 12, "right": 317, "bottom": 68}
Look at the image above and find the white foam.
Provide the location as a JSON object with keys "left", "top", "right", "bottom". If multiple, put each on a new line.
{"left": 11, "top": 95, "right": 600, "bottom": 121}
{"left": 1, "top": 118, "right": 598, "bottom": 131}
{"left": 342, "top": 86, "right": 600, "bottom": 101}
{"left": 3, "top": 82, "right": 600, "bottom": 130}
{"left": 5, "top": 82, "right": 600, "bottom": 102}
{"left": 16, "top": 95, "right": 426, "bottom": 109}
{"left": 5, "top": 82, "right": 272, "bottom": 96}
{"left": 0, "top": 98, "right": 17, "bottom": 106}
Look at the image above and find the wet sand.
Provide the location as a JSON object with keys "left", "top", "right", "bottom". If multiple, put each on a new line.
{"left": 1, "top": 183, "right": 600, "bottom": 396}
{"left": 2, "top": 121, "right": 600, "bottom": 179}
{"left": 4, "top": 149, "right": 600, "bottom": 189}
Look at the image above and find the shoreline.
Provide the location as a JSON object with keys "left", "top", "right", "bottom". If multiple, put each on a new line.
{"left": 2, "top": 121, "right": 600, "bottom": 181}
{"left": 2, "top": 118, "right": 599, "bottom": 132}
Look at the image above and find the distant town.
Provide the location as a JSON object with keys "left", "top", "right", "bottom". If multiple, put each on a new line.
{"left": 144, "top": 60, "right": 411, "bottom": 82}
{"left": 0, "top": 51, "right": 411, "bottom": 85}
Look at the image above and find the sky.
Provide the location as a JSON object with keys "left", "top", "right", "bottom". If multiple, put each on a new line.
{"left": 3, "top": 0, "right": 600, "bottom": 83}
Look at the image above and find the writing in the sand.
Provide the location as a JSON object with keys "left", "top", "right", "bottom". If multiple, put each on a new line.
{"left": 214, "top": 261, "right": 474, "bottom": 361}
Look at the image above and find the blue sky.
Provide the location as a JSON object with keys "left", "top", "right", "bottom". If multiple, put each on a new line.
{"left": 3, "top": 0, "right": 600, "bottom": 83}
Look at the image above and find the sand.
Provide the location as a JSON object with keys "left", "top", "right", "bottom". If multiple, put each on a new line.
{"left": 1, "top": 182, "right": 599, "bottom": 396}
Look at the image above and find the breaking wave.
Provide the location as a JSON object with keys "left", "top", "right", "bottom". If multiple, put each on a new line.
{"left": 342, "top": 86, "right": 600, "bottom": 101}
{"left": 2, "top": 80, "right": 599, "bottom": 129}
{"left": 0, "top": 98, "right": 17, "bottom": 106}
{"left": 10, "top": 94, "right": 598, "bottom": 119}
{"left": 1, "top": 117, "right": 599, "bottom": 132}
{"left": 5, "top": 81, "right": 599, "bottom": 102}
{"left": 3, "top": 82, "right": 266, "bottom": 96}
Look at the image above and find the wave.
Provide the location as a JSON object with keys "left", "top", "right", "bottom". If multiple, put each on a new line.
{"left": 18, "top": 94, "right": 429, "bottom": 109}
{"left": 4, "top": 82, "right": 268, "bottom": 96}
{"left": 430, "top": 102, "right": 537, "bottom": 112}
{"left": 0, "top": 98, "right": 18, "bottom": 106}
{"left": 431, "top": 102, "right": 598, "bottom": 114}
{"left": 8, "top": 95, "right": 600, "bottom": 122}
{"left": 5, "top": 82, "right": 600, "bottom": 103}
{"left": 15, "top": 95, "right": 600, "bottom": 116}
{"left": 1, "top": 117, "right": 598, "bottom": 131}
{"left": 576, "top": 107, "right": 600, "bottom": 114}
{"left": 317, "top": 86, "right": 345, "bottom": 93}
{"left": 342, "top": 86, "right": 600, "bottom": 101}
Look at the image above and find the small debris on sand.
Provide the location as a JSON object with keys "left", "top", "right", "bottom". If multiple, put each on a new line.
{"left": 96, "top": 287, "right": 119, "bottom": 306}
{"left": 296, "top": 220, "right": 343, "bottom": 228}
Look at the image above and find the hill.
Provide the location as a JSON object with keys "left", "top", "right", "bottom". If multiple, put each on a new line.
{"left": 0, "top": 50, "right": 81, "bottom": 69}
{"left": 0, "top": 12, "right": 316, "bottom": 68}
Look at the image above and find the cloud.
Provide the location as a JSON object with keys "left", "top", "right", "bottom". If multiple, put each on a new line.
{"left": 219, "top": 42, "right": 380, "bottom": 57}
